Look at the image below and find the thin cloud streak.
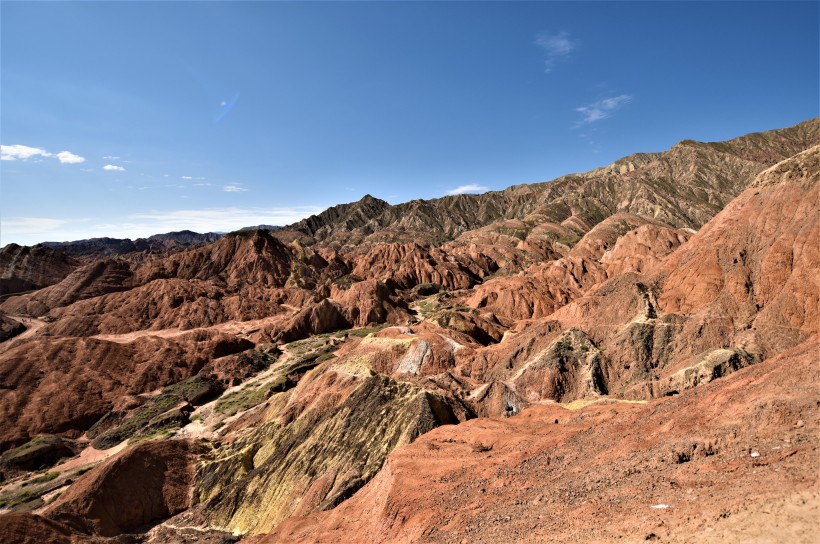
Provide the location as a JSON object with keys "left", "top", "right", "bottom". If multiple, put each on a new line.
{"left": 103, "top": 164, "right": 126, "bottom": 171}
{"left": 223, "top": 184, "right": 247, "bottom": 192}
{"left": 446, "top": 183, "right": 489, "bottom": 196}
{"left": 535, "top": 31, "right": 575, "bottom": 73}
{"left": 575, "top": 95, "right": 633, "bottom": 125}
{"left": 1, "top": 206, "right": 323, "bottom": 246}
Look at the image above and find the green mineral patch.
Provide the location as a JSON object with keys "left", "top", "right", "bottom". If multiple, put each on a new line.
{"left": 330, "top": 354, "right": 375, "bottom": 377}
{"left": 195, "top": 375, "right": 460, "bottom": 536}
{"left": 360, "top": 335, "right": 414, "bottom": 348}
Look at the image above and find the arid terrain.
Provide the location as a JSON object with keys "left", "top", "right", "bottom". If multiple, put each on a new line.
{"left": 0, "top": 119, "right": 818, "bottom": 543}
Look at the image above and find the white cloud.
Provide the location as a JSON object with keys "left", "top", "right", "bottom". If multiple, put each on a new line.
{"left": 1, "top": 144, "right": 86, "bottom": 164}
{"left": 575, "top": 95, "right": 632, "bottom": 125}
{"left": 103, "top": 155, "right": 120, "bottom": 160}
{"left": 535, "top": 31, "right": 575, "bottom": 73}
{"left": 446, "top": 183, "right": 489, "bottom": 196}
{"left": 223, "top": 184, "right": 247, "bottom": 192}
{"left": 56, "top": 151, "right": 86, "bottom": 164}
{"left": 103, "top": 164, "right": 126, "bottom": 171}
{"left": 181, "top": 176, "right": 193, "bottom": 180}
{"left": 1, "top": 145, "right": 51, "bottom": 161}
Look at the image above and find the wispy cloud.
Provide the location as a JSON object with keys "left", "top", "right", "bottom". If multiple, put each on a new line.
{"left": 446, "top": 183, "right": 488, "bottom": 196}
{"left": 1, "top": 144, "right": 85, "bottom": 164}
{"left": 181, "top": 176, "right": 193, "bottom": 180}
{"left": 535, "top": 31, "right": 575, "bottom": 73}
{"left": 223, "top": 184, "right": 247, "bottom": 192}
{"left": 575, "top": 95, "right": 632, "bottom": 125}
{"left": 103, "top": 164, "right": 126, "bottom": 171}
{"left": 103, "top": 155, "right": 120, "bottom": 160}
{"left": 1, "top": 207, "right": 323, "bottom": 246}
{"left": 1, "top": 217, "right": 68, "bottom": 239}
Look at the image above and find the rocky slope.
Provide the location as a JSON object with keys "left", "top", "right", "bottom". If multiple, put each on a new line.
{"left": 280, "top": 118, "right": 820, "bottom": 246}
{"left": 0, "top": 244, "right": 79, "bottom": 296}
{"left": 0, "top": 120, "right": 817, "bottom": 543}
{"left": 264, "top": 337, "right": 819, "bottom": 544}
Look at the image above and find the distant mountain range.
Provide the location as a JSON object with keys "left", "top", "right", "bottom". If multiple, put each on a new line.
{"left": 39, "top": 230, "right": 224, "bottom": 257}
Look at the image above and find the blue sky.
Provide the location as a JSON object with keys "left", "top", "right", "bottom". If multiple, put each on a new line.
{"left": 1, "top": 1, "right": 818, "bottom": 246}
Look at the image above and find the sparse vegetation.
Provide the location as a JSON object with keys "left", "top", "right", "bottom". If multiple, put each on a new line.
{"left": 416, "top": 299, "right": 437, "bottom": 318}
{"left": 346, "top": 325, "right": 388, "bottom": 337}
{"left": 8, "top": 490, "right": 38, "bottom": 507}
{"left": 215, "top": 384, "right": 274, "bottom": 417}
{"left": 30, "top": 471, "right": 59, "bottom": 484}
{"left": 93, "top": 392, "right": 185, "bottom": 449}
{"left": 557, "top": 233, "right": 582, "bottom": 248}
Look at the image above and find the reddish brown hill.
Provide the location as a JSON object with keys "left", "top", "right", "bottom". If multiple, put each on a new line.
{"left": 136, "top": 229, "right": 296, "bottom": 288}
{"left": 464, "top": 146, "right": 819, "bottom": 402}
{"left": 47, "top": 439, "right": 204, "bottom": 536}
{"left": 0, "top": 331, "right": 251, "bottom": 449}
{"left": 0, "top": 513, "right": 92, "bottom": 544}
{"left": 0, "top": 244, "right": 79, "bottom": 296}
{"left": 1, "top": 259, "right": 134, "bottom": 317}
{"left": 346, "top": 242, "right": 482, "bottom": 290}
{"left": 658, "top": 144, "right": 820, "bottom": 358}
{"left": 463, "top": 214, "right": 690, "bottom": 322}
{"left": 262, "top": 338, "right": 819, "bottom": 544}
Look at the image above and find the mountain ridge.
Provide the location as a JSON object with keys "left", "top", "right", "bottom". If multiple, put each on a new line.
{"left": 279, "top": 117, "right": 820, "bottom": 246}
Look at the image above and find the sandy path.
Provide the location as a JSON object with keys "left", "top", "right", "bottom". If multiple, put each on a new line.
{"left": 90, "top": 314, "right": 285, "bottom": 344}
{"left": 51, "top": 439, "right": 130, "bottom": 474}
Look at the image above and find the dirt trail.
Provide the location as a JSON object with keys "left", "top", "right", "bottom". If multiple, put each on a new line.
{"left": 0, "top": 315, "right": 47, "bottom": 352}
{"left": 51, "top": 440, "right": 130, "bottom": 474}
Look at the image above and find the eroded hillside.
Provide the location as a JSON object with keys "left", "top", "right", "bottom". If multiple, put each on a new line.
{"left": 0, "top": 120, "right": 817, "bottom": 544}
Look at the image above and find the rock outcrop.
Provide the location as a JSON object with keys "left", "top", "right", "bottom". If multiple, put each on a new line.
{"left": 262, "top": 338, "right": 820, "bottom": 544}
{"left": 0, "top": 244, "right": 79, "bottom": 296}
